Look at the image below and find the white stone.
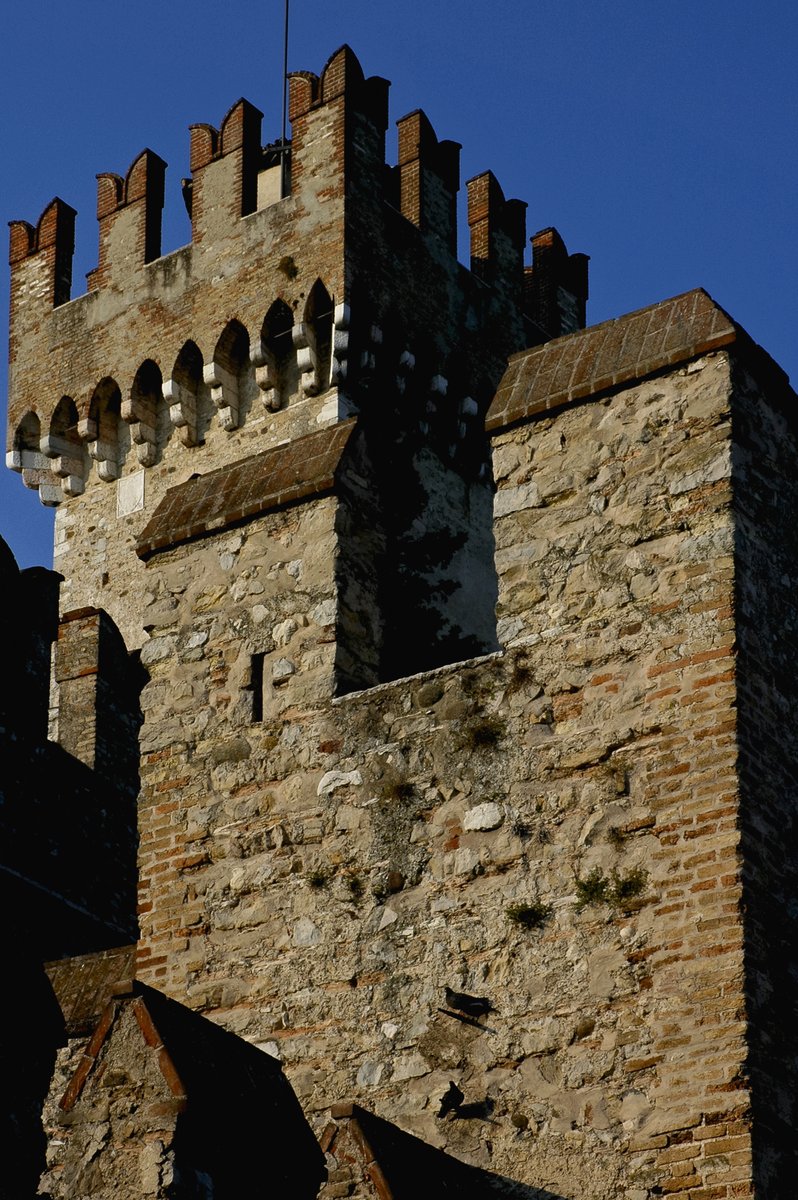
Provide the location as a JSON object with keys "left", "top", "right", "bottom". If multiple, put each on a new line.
{"left": 140, "top": 635, "right": 177, "bottom": 665}
{"left": 311, "top": 599, "right": 336, "bottom": 627}
{"left": 257, "top": 1040, "right": 282, "bottom": 1061}
{"left": 463, "top": 802, "right": 504, "bottom": 831}
{"left": 116, "top": 470, "right": 145, "bottom": 517}
{"left": 381, "top": 1022, "right": 399, "bottom": 1040}
{"left": 317, "top": 770, "right": 363, "bottom": 796}
{"left": 292, "top": 917, "right": 321, "bottom": 947}
{"left": 273, "top": 619, "right": 298, "bottom": 646}
{"left": 497, "top": 616, "right": 524, "bottom": 644}
{"left": 391, "top": 1052, "right": 430, "bottom": 1082}
{"left": 378, "top": 907, "right": 398, "bottom": 930}
{"left": 219, "top": 552, "right": 235, "bottom": 570}
{"left": 186, "top": 630, "right": 208, "bottom": 648}
{"left": 335, "top": 805, "right": 361, "bottom": 832}
{"left": 316, "top": 393, "right": 357, "bottom": 425}
{"left": 139, "top": 1140, "right": 165, "bottom": 1193}
{"left": 356, "top": 1060, "right": 384, "bottom": 1087}
{"left": 453, "top": 848, "right": 479, "bottom": 875}
{"left": 669, "top": 445, "right": 731, "bottom": 495}
{"left": 251, "top": 604, "right": 268, "bottom": 624}
{"left": 272, "top": 658, "right": 296, "bottom": 681}
{"left": 493, "top": 481, "right": 541, "bottom": 518}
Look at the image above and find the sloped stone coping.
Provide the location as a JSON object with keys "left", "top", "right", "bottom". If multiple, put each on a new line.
{"left": 487, "top": 288, "right": 758, "bottom": 432}
{"left": 136, "top": 418, "right": 355, "bottom": 558}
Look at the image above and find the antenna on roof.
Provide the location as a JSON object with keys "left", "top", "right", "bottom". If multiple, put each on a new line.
{"left": 280, "top": 0, "right": 290, "bottom": 197}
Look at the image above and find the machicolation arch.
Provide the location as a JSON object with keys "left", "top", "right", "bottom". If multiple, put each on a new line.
{"left": 6, "top": 290, "right": 498, "bottom": 507}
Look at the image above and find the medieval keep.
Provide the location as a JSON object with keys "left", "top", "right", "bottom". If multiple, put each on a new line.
{"left": 3, "top": 43, "right": 796, "bottom": 1199}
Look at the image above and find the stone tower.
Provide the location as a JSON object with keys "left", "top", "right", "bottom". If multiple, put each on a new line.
{"left": 5, "top": 42, "right": 797, "bottom": 1200}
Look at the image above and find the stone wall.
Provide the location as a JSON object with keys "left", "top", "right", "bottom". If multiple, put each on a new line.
{"left": 130, "top": 346, "right": 754, "bottom": 1198}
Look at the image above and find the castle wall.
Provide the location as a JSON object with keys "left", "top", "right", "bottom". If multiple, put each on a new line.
{"left": 0, "top": 542, "right": 140, "bottom": 1191}
{"left": 132, "top": 349, "right": 751, "bottom": 1198}
{"left": 10, "top": 41, "right": 789, "bottom": 1199}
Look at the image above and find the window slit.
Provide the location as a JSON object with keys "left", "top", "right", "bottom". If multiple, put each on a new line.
{"left": 250, "top": 653, "right": 265, "bottom": 723}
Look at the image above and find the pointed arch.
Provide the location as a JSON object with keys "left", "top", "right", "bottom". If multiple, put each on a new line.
{"left": 81, "top": 377, "right": 123, "bottom": 481}
{"left": 252, "top": 299, "right": 294, "bottom": 411}
{"left": 10, "top": 410, "right": 42, "bottom": 470}
{"left": 122, "top": 359, "right": 163, "bottom": 466}
{"left": 294, "top": 279, "right": 333, "bottom": 396}
{"left": 40, "top": 396, "right": 88, "bottom": 497}
{"left": 165, "top": 340, "right": 204, "bottom": 447}
{"left": 6, "top": 411, "right": 61, "bottom": 504}
{"left": 204, "top": 319, "right": 250, "bottom": 430}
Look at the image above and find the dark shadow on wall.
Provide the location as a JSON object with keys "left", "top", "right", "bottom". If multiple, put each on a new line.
{"left": 152, "top": 986, "right": 326, "bottom": 1199}
{"left": 323, "top": 1103, "right": 568, "bottom": 1199}
{"left": 0, "top": 941, "right": 65, "bottom": 1200}
{"left": 731, "top": 357, "right": 798, "bottom": 1196}
{"left": 1, "top": 550, "right": 142, "bottom": 956}
{"left": 0, "top": 539, "right": 144, "bottom": 1194}
{"left": 333, "top": 416, "right": 499, "bottom": 695}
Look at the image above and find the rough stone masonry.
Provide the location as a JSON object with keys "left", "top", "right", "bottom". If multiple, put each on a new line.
{"left": 5, "top": 42, "right": 797, "bottom": 1200}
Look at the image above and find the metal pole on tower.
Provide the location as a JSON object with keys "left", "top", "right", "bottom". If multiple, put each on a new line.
{"left": 281, "top": 0, "right": 290, "bottom": 197}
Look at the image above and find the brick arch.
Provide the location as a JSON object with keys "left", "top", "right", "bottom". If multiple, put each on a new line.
{"left": 295, "top": 279, "right": 333, "bottom": 396}
{"left": 13, "top": 408, "right": 41, "bottom": 457}
{"left": 165, "top": 340, "right": 205, "bottom": 447}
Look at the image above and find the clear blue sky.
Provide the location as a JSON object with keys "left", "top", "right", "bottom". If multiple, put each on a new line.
{"left": 2, "top": 0, "right": 796, "bottom": 568}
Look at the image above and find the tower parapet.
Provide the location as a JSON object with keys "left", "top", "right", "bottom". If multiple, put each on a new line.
{"left": 6, "top": 43, "right": 586, "bottom": 649}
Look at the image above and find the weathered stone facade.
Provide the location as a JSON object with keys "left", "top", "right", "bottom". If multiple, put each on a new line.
{"left": 4, "top": 41, "right": 796, "bottom": 1200}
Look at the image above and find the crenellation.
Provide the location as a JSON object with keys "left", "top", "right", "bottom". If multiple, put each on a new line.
{"left": 396, "top": 109, "right": 461, "bottom": 253}
{"left": 8, "top": 196, "right": 76, "bottom": 314}
{"left": 87, "top": 148, "right": 166, "bottom": 292}
{"left": 526, "top": 226, "right": 590, "bottom": 342}
{"left": 7, "top": 43, "right": 582, "bottom": 582}
{"left": 466, "top": 169, "right": 527, "bottom": 292}
{"left": 189, "top": 98, "right": 264, "bottom": 243}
